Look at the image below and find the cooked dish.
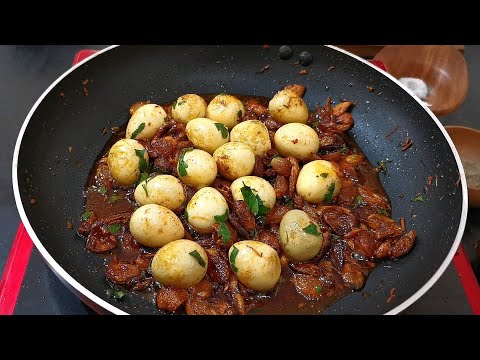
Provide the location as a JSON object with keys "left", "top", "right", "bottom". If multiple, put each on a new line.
{"left": 77, "top": 84, "right": 416, "bottom": 314}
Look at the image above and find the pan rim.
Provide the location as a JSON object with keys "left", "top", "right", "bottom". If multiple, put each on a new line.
{"left": 11, "top": 44, "right": 468, "bottom": 315}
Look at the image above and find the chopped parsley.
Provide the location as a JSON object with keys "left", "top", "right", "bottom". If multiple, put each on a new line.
{"left": 172, "top": 99, "right": 178, "bottom": 108}
{"left": 137, "top": 172, "right": 149, "bottom": 187}
{"left": 377, "top": 209, "right": 389, "bottom": 216}
{"left": 315, "top": 286, "right": 323, "bottom": 294}
{"left": 218, "top": 223, "right": 232, "bottom": 244}
{"left": 112, "top": 289, "right": 124, "bottom": 300}
{"left": 214, "top": 123, "right": 229, "bottom": 139}
{"left": 214, "top": 210, "right": 231, "bottom": 244}
{"left": 339, "top": 143, "right": 347, "bottom": 155}
{"left": 107, "top": 287, "right": 125, "bottom": 301}
{"left": 178, "top": 147, "right": 193, "bottom": 177}
{"left": 320, "top": 173, "right": 329, "bottom": 178}
{"left": 324, "top": 182, "right": 336, "bottom": 203}
{"left": 303, "top": 224, "right": 320, "bottom": 236}
{"left": 284, "top": 196, "right": 293, "bottom": 208}
{"left": 376, "top": 159, "right": 391, "bottom": 174}
{"left": 184, "top": 209, "right": 189, "bottom": 221}
{"left": 109, "top": 194, "right": 122, "bottom": 203}
{"left": 354, "top": 194, "right": 364, "bottom": 207}
{"left": 130, "top": 122, "right": 145, "bottom": 139}
{"left": 240, "top": 183, "right": 270, "bottom": 216}
{"left": 99, "top": 185, "right": 107, "bottom": 195}
{"left": 106, "top": 224, "right": 121, "bottom": 234}
{"left": 237, "top": 110, "right": 243, "bottom": 119}
{"left": 82, "top": 210, "right": 93, "bottom": 221}
{"left": 189, "top": 250, "right": 206, "bottom": 268}
{"left": 142, "top": 182, "right": 149, "bottom": 197}
{"left": 135, "top": 149, "right": 148, "bottom": 173}
{"left": 214, "top": 210, "right": 228, "bottom": 223}
{"left": 411, "top": 193, "right": 426, "bottom": 203}
{"left": 230, "top": 245, "right": 239, "bottom": 272}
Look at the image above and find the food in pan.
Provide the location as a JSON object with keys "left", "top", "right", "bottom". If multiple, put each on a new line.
{"left": 77, "top": 84, "right": 416, "bottom": 314}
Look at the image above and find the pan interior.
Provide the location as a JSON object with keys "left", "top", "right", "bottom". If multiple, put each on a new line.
{"left": 15, "top": 45, "right": 464, "bottom": 314}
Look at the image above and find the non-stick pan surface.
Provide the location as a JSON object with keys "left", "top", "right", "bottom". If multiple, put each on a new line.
{"left": 13, "top": 45, "right": 467, "bottom": 314}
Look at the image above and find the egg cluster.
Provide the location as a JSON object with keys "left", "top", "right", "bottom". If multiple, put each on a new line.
{"left": 105, "top": 89, "right": 343, "bottom": 292}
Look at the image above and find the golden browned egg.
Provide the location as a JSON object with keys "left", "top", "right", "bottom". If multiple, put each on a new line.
{"left": 171, "top": 94, "right": 208, "bottom": 124}
{"left": 229, "top": 120, "right": 271, "bottom": 156}
{"left": 268, "top": 89, "right": 309, "bottom": 124}
{"left": 213, "top": 142, "right": 256, "bottom": 180}
{"left": 206, "top": 94, "right": 245, "bottom": 129}
{"left": 186, "top": 187, "right": 229, "bottom": 234}
{"left": 125, "top": 104, "right": 167, "bottom": 140}
{"left": 279, "top": 209, "right": 323, "bottom": 261}
{"left": 296, "top": 160, "right": 341, "bottom": 204}
{"left": 177, "top": 149, "right": 218, "bottom": 189}
{"left": 134, "top": 175, "right": 185, "bottom": 210}
{"left": 228, "top": 241, "right": 281, "bottom": 291}
{"left": 230, "top": 176, "right": 276, "bottom": 210}
{"left": 107, "top": 139, "right": 148, "bottom": 186}
{"left": 129, "top": 204, "right": 184, "bottom": 248}
{"left": 274, "top": 123, "right": 320, "bottom": 160}
{"left": 185, "top": 117, "right": 229, "bottom": 154}
{"left": 151, "top": 240, "right": 208, "bottom": 288}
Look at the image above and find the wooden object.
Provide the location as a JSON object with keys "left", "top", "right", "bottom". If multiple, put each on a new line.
{"left": 445, "top": 126, "right": 480, "bottom": 207}
{"left": 336, "top": 45, "right": 464, "bottom": 59}
{"left": 372, "top": 45, "right": 468, "bottom": 116}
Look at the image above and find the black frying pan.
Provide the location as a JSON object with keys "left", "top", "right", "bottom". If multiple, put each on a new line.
{"left": 12, "top": 45, "right": 468, "bottom": 314}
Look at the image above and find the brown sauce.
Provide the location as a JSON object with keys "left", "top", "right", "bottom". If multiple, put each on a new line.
{"left": 78, "top": 92, "right": 415, "bottom": 315}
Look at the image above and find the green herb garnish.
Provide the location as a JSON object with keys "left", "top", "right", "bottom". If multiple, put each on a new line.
{"left": 315, "top": 286, "right": 323, "bottom": 294}
{"left": 137, "top": 172, "right": 149, "bottom": 187}
{"left": 172, "top": 99, "right": 178, "bottom": 108}
{"left": 178, "top": 147, "right": 193, "bottom": 177}
{"left": 214, "top": 123, "right": 229, "bottom": 139}
{"left": 237, "top": 110, "right": 243, "bottom": 119}
{"left": 230, "top": 245, "right": 239, "bottom": 272}
{"left": 189, "top": 250, "right": 206, "bottom": 268}
{"left": 214, "top": 210, "right": 228, "bottom": 223}
{"left": 320, "top": 173, "right": 329, "bottom": 178}
{"left": 218, "top": 222, "right": 232, "bottom": 244}
{"left": 99, "top": 185, "right": 107, "bottom": 195}
{"left": 135, "top": 149, "right": 148, "bottom": 173}
{"left": 324, "top": 182, "right": 336, "bottom": 203}
{"left": 303, "top": 223, "right": 320, "bottom": 236}
{"left": 377, "top": 209, "right": 389, "bottom": 216}
{"left": 130, "top": 122, "right": 145, "bottom": 139}
{"left": 339, "top": 143, "right": 347, "bottom": 155}
{"left": 184, "top": 209, "right": 189, "bottom": 221}
{"left": 411, "top": 193, "right": 426, "bottom": 203}
{"left": 109, "top": 194, "right": 122, "bottom": 203}
{"left": 284, "top": 196, "right": 293, "bottom": 208}
{"left": 331, "top": 234, "right": 341, "bottom": 240}
{"left": 142, "top": 183, "right": 149, "bottom": 197}
{"left": 107, "top": 287, "right": 125, "bottom": 301}
{"left": 354, "top": 194, "right": 364, "bottom": 208}
{"left": 240, "top": 183, "right": 270, "bottom": 216}
{"left": 106, "top": 224, "right": 121, "bottom": 234}
{"left": 376, "top": 159, "right": 391, "bottom": 174}
{"left": 82, "top": 210, "right": 93, "bottom": 221}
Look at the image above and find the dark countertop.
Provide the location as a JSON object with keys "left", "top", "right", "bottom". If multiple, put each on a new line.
{"left": 1, "top": 45, "right": 479, "bottom": 315}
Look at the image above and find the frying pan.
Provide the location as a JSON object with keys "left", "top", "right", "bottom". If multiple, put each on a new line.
{"left": 12, "top": 45, "right": 468, "bottom": 314}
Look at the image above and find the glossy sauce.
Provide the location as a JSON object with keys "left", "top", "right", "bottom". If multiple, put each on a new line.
{"left": 79, "top": 94, "right": 407, "bottom": 315}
